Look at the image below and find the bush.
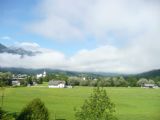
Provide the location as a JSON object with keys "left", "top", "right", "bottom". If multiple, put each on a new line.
{"left": 89, "top": 80, "right": 97, "bottom": 87}
{"left": 68, "top": 77, "right": 81, "bottom": 86}
{"left": 79, "top": 80, "right": 89, "bottom": 86}
{"left": 0, "top": 107, "right": 5, "bottom": 119}
{"left": 0, "top": 107, "right": 15, "bottom": 120}
{"left": 157, "top": 81, "right": 160, "bottom": 87}
{"left": 16, "top": 98, "right": 49, "bottom": 120}
{"left": 75, "top": 87, "right": 117, "bottom": 120}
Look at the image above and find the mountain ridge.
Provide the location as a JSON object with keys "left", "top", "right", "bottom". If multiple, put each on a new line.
{"left": 0, "top": 43, "right": 40, "bottom": 57}
{"left": 137, "top": 69, "right": 160, "bottom": 78}
{"left": 0, "top": 67, "right": 160, "bottom": 78}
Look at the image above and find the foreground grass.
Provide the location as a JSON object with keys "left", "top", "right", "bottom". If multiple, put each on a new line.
{"left": 1, "top": 87, "right": 160, "bottom": 120}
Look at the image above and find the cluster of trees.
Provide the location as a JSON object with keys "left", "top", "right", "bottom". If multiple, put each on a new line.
{"left": 68, "top": 76, "right": 128, "bottom": 87}
{"left": 68, "top": 76, "right": 160, "bottom": 87}
{"left": 0, "top": 72, "right": 12, "bottom": 86}
{"left": 136, "top": 78, "right": 159, "bottom": 86}
{"left": 1, "top": 71, "right": 160, "bottom": 87}
{"left": 20, "top": 76, "right": 44, "bottom": 86}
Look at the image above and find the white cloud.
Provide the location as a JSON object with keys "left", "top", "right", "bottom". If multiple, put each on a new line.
{"left": 28, "top": 16, "right": 84, "bottom": 41}
{"left": 28, "top": 0, "right": 160, "bottom": 42}
{"left": 0, "top": 42, "right": 66, "bottom": 69}
{"left": 0, "top": 38, "right": 160, "bottom": 73}
{"left": 13, "top": 42, "right": 40, "bottom": 51}
{"left": 1, "top": 0, "right": 160, "bottom": 73}
{"left": 67, "top": 31, "right": 160, "bottom": 73}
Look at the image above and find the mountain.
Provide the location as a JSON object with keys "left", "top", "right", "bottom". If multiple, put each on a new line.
{"left": 0, "top": 67, "right": 119, "bottom": 77}
{"left": 0, "top": 43, "right": 40, "bottom": 57}
{"left": 0, "top": 43, "right": 7, "bottom": 52}
{"left": 1, "top": 66, "right": 160, "bottom": 78}
{"left": 137, "top": 69, "right": 160, "bottom": 78}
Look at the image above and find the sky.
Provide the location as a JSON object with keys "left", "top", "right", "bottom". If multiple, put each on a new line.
{"left": 0, "top": 0, "right": 160, "bottom": 73}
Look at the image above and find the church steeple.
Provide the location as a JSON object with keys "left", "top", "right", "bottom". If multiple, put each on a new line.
{"left": 43, "top": 70, "right": 46, "bottom": 77}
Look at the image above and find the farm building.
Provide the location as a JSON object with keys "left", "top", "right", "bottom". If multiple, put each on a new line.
{"left": 48, "top": 80, "right": 65, "bottom": 88}
{"left": 143, "top": 84, "right": 156, "bottom": 88}
{"left": 12, "top": 80, "right": 20, "bottom": 86}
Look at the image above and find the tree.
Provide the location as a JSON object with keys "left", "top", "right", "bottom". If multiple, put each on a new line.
{"left": 126, "top": 76, "right": 138, "bottom": 87}
{"left": 89, "top": 80, "right": 98, "bottom": 87}
{"left": 20, "top": 79, "right": 28, "bottom": 86}
{"left": 80, "top": 80, "right": 90, "bottom": 86}
{"left": 112, "top": 77, "right": 120, "bottom": 87}
{"left": 37, "top": 77, "right": 43, "bottom": 84}
{"left": 25, "top": 76, "right": 33, "bottom": 86}
{"left": 104, "top": 78, "right": 112, "bottom": 87}
{"left": 157, "top": 81, "right": 160, "bottom": 87}
{"left": 17, "top": 98, "right": 49, "bottom": 120}
{"left": 0, "top": 72, "right": 12, "bottom": 86}
{"left": 75, "top": 87, "right": 117, "bottom": 120}
{"left": 68, "top": 77, "right": 81, "bottom": 86}
{"left": 118, "top": 77, "right": 128, "bottom": 87}
{"left": 97, "top": 78, "right": 112, "bottom": 87}
{"left": 154, "top": 76, "right": 160, "bottom": 83}
{"left": 137, "top": 78, "right": 148, "bottom": 87}
{"left": 148, "top": 79, "right": 155, "bottom": 84}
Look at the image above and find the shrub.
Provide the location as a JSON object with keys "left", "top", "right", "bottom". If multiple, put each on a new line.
{"left": 0, "top": 107, "right": 15, "bottom": 120}
{"left": 80, "top": 80, "right": 89, "bottom": 86}
{"left": 75, "top": 87, "right": 117, "bottom": 120}
{"left": 89, "top": 80, "right": 97, "bottom": 87}
{"left": 0, "top": 107, "right": 5, "bottom": 119}
{"left": 16, "top": 98, "right": 49, "bottom": 120}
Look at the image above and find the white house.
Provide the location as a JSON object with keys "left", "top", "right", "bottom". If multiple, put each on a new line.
{"left": 48, "top": 80, "right": 65, "bottom": 88}
{"left": 82, "top": 77, "right": 86, "bottom": 80}
{"left": 143, "top": 84, "right": 155, "bottom": 88}
{"left": 12, "top": 80, "right": 20, "bottom": 86}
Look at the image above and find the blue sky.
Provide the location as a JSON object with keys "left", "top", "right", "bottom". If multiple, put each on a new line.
{"left": 0, "top": 0, "right": 160, "bottom": 73}
{"left": 0, "top": 0, "right": 99, "bottom": 56}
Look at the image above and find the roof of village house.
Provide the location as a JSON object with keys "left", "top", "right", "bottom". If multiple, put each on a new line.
{"left": 12, "top": 80, "right": 20, "bottom": 85}
{"left": 48, "top": 80, "right": 65, "bottom": 86}
{"left": 144, "top": 84, "right": 155, "bottom": 87}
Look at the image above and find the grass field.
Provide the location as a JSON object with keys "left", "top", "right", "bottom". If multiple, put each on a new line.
{"left": 1, "top": 86, "right": 160, "bottom": 120}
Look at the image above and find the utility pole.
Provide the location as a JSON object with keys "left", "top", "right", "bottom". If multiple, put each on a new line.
{"left": 1, "top": 87, "right": 5, "bottom": 108}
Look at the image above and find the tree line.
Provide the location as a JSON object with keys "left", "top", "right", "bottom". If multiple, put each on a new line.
{"left": 0, "top": 72, "right": 160, "bottom": 87}
{"left": 67, "top": 76, "right": 160, "bottom": 87}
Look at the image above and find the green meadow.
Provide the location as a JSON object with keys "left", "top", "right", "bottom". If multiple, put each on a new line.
{"left": 1, "top": 87, "right": 160, "bottom": 120}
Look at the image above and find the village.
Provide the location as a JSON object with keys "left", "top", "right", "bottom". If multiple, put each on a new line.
{"left": 9, "top": 71, "right": 159, "bottom": 89}
{"left": 11, "top": 70, "right": 70, "bottom": 88}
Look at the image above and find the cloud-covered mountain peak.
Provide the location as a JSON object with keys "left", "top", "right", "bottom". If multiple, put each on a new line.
{"left": 0, "top": 43, "right": 41, "bottom": 57}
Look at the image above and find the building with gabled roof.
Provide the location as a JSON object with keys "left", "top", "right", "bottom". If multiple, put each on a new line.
{"left": 48, "top": 80, "right": 65, "bottom": 88}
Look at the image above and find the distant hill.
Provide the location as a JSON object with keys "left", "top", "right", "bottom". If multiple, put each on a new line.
{"left": 0, "top": 66, "right": 160, "bottom": 78}
{"left": 0, "top": 67, "right": 120, "bottom": 77}
{"left": 137, "top": 69, "right": 160, "bottom": 78}
{"left": 0, "top": 43, "right": 7, "bottom": 52}
{"left": 0, "top": 67, "right": 67, "bottom": 75}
